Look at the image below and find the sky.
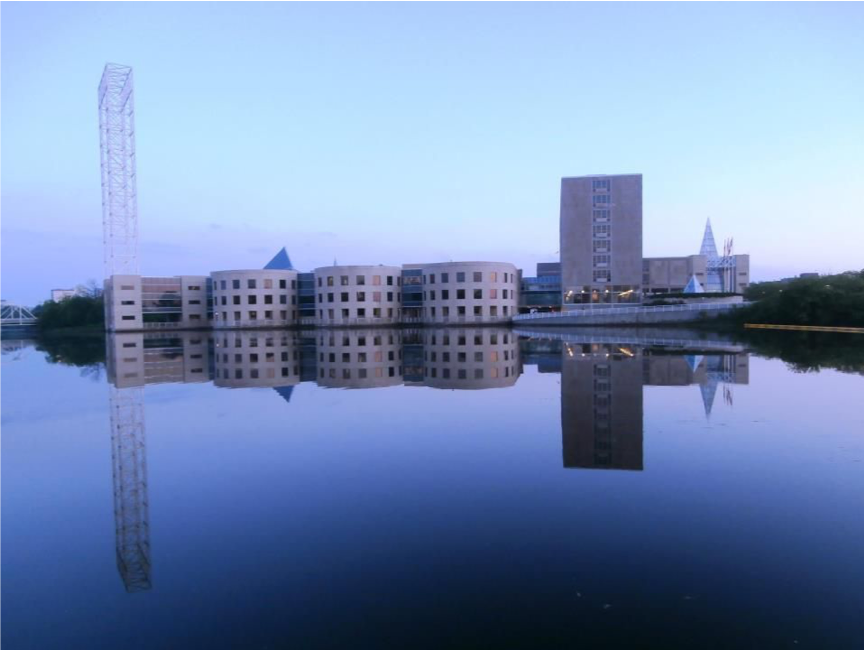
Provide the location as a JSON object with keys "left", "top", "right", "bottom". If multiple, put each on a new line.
{"left": 2, "top": 2, "right": 863, "bottom": 305}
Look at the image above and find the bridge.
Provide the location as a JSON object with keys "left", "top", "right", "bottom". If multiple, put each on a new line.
{"left": 1, "top": 301, "right": 38, "bottom": 329}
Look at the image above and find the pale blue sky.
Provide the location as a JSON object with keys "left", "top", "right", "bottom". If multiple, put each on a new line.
{"left": 2, "top": 2, "right": 863, "bottom": 305}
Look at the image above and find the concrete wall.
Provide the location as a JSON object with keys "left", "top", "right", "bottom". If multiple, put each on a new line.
{"left": 643, "top": 255, "right": 707, "bottom": 293}
{"left": 211, "top": 269, "right": 299, "bottom": 328}
{"left": 213, "top": 329, "right": 301, "bottom": 388}
{"left": 313, "top": 265, "right": 402, "bottom": 325}
{"left": 560, "top": 174, "right": 642, "bottom": 304}
{"left": 421, "top": 327, "right": 520, "bottom": 389}
{"left": 315, "top": 329, "right": 403, "bottom": 388}
{"left": 560, "top": 343, "right": 643, "bottom": 470}
{"left": 104, "top": 275, "right": 143, "bottom": 331}
{"left": 418, "top": 261, "right": 519, "bottom": 324}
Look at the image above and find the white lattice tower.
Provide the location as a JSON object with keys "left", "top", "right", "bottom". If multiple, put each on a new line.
{"left": 109, "top": 385, "right": 151, "bottom": 592}
{"left": 99, "top": 64, "right": 139, "bottom": 277}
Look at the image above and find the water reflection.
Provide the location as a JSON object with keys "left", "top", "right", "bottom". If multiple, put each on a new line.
{"left": 101, "top": 328, "right": 751, "bottom": 593}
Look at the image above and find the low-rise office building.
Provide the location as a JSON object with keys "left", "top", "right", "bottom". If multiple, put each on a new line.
{"left": 416, "top": 261, "right": 519, "bottom": 324}
{"left": 211, "top": 269, "right": 299, "bottom": 328}
{"left": 313, "top": 265, "right": 403, "bottom": 326}
{"left": 104, "top": 274, "right": 211, "bottom": 331}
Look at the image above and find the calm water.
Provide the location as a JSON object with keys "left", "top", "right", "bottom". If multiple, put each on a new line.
{"left": 2, "top": 328, "right": 863, "bottom": 649}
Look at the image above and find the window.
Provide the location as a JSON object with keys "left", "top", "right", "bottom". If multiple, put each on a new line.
{"left": 250, "top": 353, "right": 259, "bottom": 363}
{"left": 233, "top": 295, "right": 241, "bottom": 305}
{"left": 593, "top": 271, "right": 611, "bottom": 282}
{"left": 429, "top": 273, "right": 436, "bottom": 284}
{"left": 490, "top": 272, "right": 497, "bottom": 282}
{"left": 473, "top": 289, "right": 482, "bottom": 299}
{"left": 357, "top": 308, "right": 366, "bottom": 317}
{"left": 248, "top": 279, "right": 256, "bottom": 289}
{"left": 473, "top": 306, "right": 482, "bottom": 316}
{"left": 490, "top": 305, "right": 498, "bottom": 317}
{"left": 592, "top": 194, "right": 610, "bottom": 206}
{"left": 503, "top": 289, "right": 508, "bottom": 299}
{"left": 327, "top": 276, "right": 334, "bottom": 287}
{"left": 190, "top": 314, "right": 201, "bottom": 320}
{"left": 341, "top": 275, "right": 349, "bottom": 286}
{"left": 264, "top": 279, "right": 273, "bottom": 289}
{"left": 441, "top": 272, "right": 449, "bottom": 283}
{"left": 187, "top": 285, "right": 201, "bottom": 291}
{"left": 473, "top": 271, "right": 482, "bottom": 282}
{"left": 457, "top": 306, "right": 466, "bottom": 316}
{"left": 593, "top": 254, "right": 610, "bottom": 267}
{"left": 372, "top": 275, "right": 381, "bottom": 286}
{"left": 248, "top": 295, "right": 257, "bottom": 305}
{"left": 234, "top": 311, "right": 241, "bottom": 320}
{"left": 121, "top": 315, "right": 135, "bottom": 321}
{"left": 341, "top": 292, "right": 349, "bottom": 302}
{"left": 457, "top": 289, "right": 466, "bottom": 299}
{"left": 356, "top": 275, "right": 365, "bottom": 285}
{"left": 386, "top": 275, "right": 393, "bottom": 286}
{"left": 279, "top": 279, "right": 287, "bottom": 289}
{"left": 387, "top": 292, "right": 393, "bottom": 301}
{"left": 592, "top": 178, "right": 610, "bottom": 192}
{"left": 122, "top": 342, "right": 137, "bottom": 348}
{"left": 429, "top": 290, "right": 436, "bottom": 300}
{"left": 280, "top": 295, "right": 287, "bottom": 304}
{"left": 264, "top": 310, "right": 273, "bottom": 319}
{"left": 233, "top": 279, "right": 241, "bottom": 289}
{"left": 220, "top": 280, "right": 227, "bottom": 290}
{"left": 264, "top": 295, "right": 273, "bottom": 304}
{"left": 593, "top": 240, "right": 611, "bottom": 252}
{"left": 249, "top": 310, "right": 258, "bottom": 320}
{"left": 357, "top": 291, "right": 366, "bottom": 302}
{"left": 593, "top": 224, "right": 611, "bottom": 237}
{"left": 593, "top": 209, "right": 610, "bottom": 222}
{"left": 442, "top": 289, "right": 450, "bottom": 300}
{"left": 456, "top": 272, "right": 466, "bottom": 282}
{"left": 489, "top": 289, "right": 497, "bottom": 299}
{"left": 121, "top": 300, "right": 135, "bottom": 306}
{"left": 373, "top": 291, "right": 381, "bottom": 302}
{"left": 221, "top": 296, "right": 227, "bottom": 305}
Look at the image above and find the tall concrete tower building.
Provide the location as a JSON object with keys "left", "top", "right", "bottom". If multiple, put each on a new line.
{"left": 559, "top": 174, "right": 642, "bottom": 305}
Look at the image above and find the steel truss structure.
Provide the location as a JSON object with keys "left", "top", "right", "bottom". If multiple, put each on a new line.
{"left": 109, "top": 385, "right": 151, "bottom": 592}
{"left": 99, "top": 64, "right": 139, "bottom": 277}
{"left": 0, "top": 301, "right": 37, "bottom": 326}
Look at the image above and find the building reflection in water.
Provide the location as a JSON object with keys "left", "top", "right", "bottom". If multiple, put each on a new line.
{"left": 103, "top": 328, "right": 748, "bottom": 592}
{"left": 558, "top": 342, "right": 750, "bottom": 471}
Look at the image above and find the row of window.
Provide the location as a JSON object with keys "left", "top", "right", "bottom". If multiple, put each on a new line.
{"left": 217, "top": 278, "right": 295, "bottom": 290}
{"left": 592, "top": 179, "right": 610, "bottom": 192}
{"left": 215, "top": 310, "right": 298, "bottom": 322}
{"left": 221, "top": 367, "right": 296, "bottom": 380}
{"left": 424, "top": 350, "right": 513, "bottom": 363}
{"left": 421, "top": 271, "right": 515, "bottom": 284}
{"left": 218, "top": 351, "right": 295, "bottom": 363}
{"left": 318, "top": 291, "right": 398, "bottom": 303}
{"left": 317, "top": 308, "right": 399, "bottom": 320}
{"left": 218, "top": 294, "right": 295, "bottom": 306}
{"left": 320, "top": 366, "right": 399, "bottom": 380}
{"left": 427, "top": 366, "right": 516, "bottom": 380}
{"left": 319, "top": 350, "right": 401, "bottom": 363}
{"left": 318, "top": 334, "right": 400, "bottom": 346}
{"left": 319, "top": 274, "right": 396, "bottom": 287}
{"left": 216, "top": 336, "right": 293, "bottom": 348}
{"left": 424, "top": 305, "right": 510, "bottom": 317}
{"left": 427, "top": 332, "right": 511, "bottom": 345}
{"left": 424, "top": 288, "right": 513, "bottom": 300}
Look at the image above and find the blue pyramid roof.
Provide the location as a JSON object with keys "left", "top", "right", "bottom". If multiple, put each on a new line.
{"left": 699, "top": 219, "right": 719, "bottom": 258}
{"left": 264, "top": 247, "right": 295, "bottom": 271}
{"left": 683, "top": 275, "right": 705, "bottom": 294}
{"left": 273, "top": 386, "right": 294, "bottom": 404}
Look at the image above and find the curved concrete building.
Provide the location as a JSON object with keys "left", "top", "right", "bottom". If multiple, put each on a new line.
{"left": 418, "top": 262, "right": 519, "bottom": 324}
{"left": 213, "top": 329, "right": 301, "bottom": 389}
{"left": 316, "top": 329, "right": 403, "bottom": 388}
{"left": 313, "top": 265, "right": 402, "bottom": 326}
{"left": 422, "top": 327, "right": 521, "bottom": 389}
{"left": 211, "top": 269, "right": 299, "bottom": 329}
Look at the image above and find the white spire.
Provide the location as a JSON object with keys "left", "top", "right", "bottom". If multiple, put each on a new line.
{"left": 700, "top": 218, "right": 719, "bottom": 258}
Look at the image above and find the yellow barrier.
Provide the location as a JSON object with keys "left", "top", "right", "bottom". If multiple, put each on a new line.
{"left": 744, "top": 324, "right": 864, "bottom": 334}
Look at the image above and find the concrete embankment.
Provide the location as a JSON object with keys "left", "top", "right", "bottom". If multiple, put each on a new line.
{"left": 513, "top": 302, "right": 746, "bottom": 327}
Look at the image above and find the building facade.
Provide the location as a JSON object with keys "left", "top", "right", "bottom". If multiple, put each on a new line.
{"left": 210, "top": 269, "right": 299, "bottom": 329}
{"left": 312, "top": 265, "right": 402, "bottom": 326}
{"left": 560, "top": 174, "right": 643, "bottom": 305}
{"left": 104, "top": 274, "right": 211, "bottom": 331}
{"left": 417, "top": 261, "right": 519, "bottom": 324}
